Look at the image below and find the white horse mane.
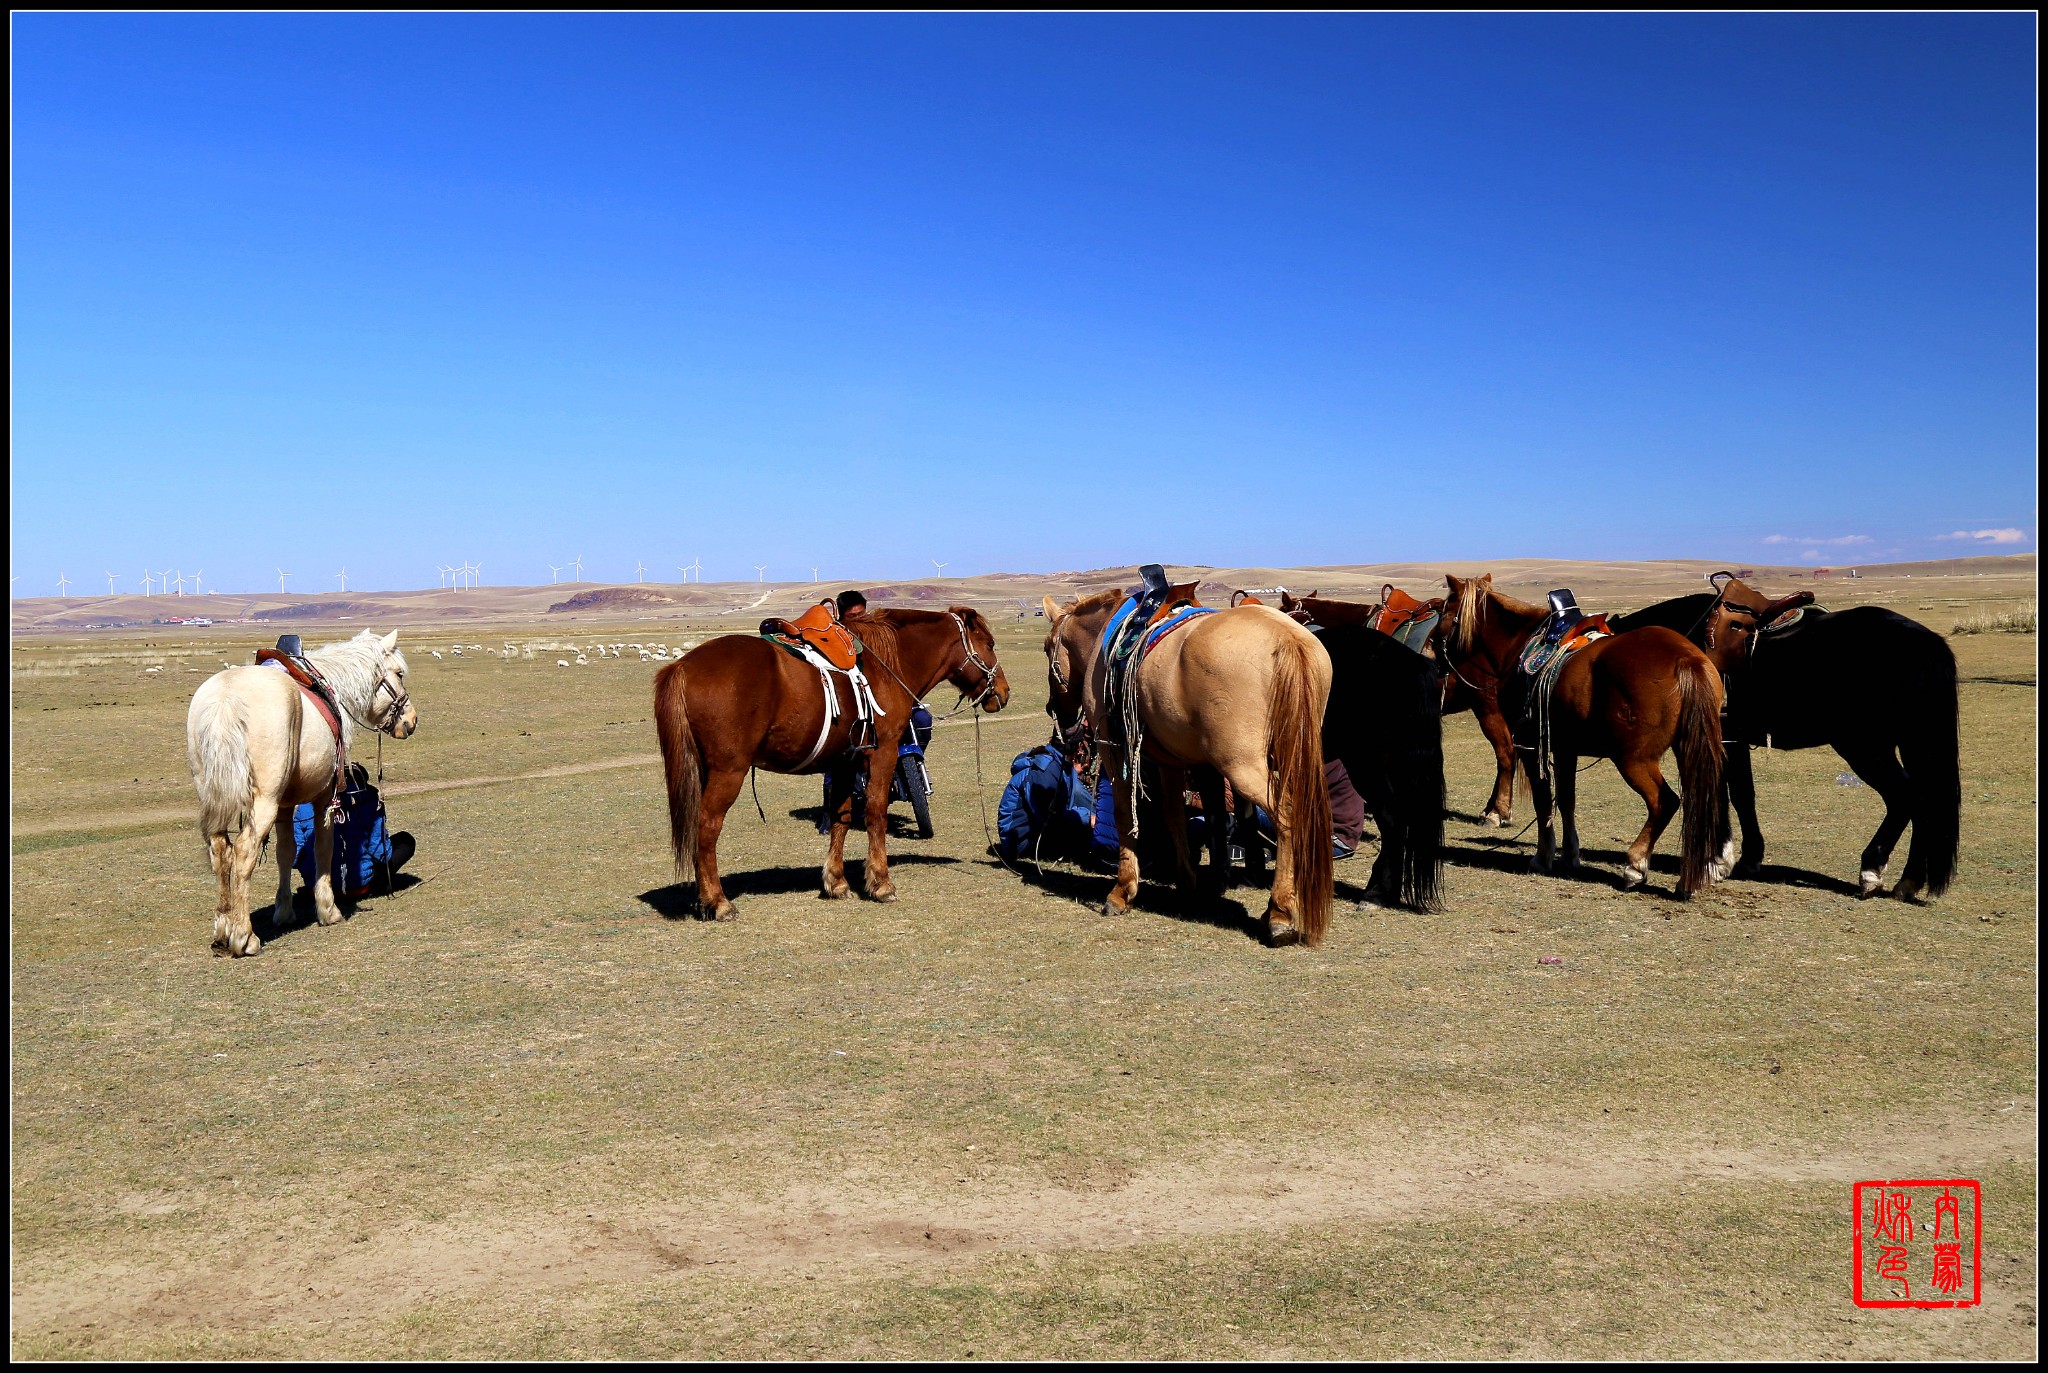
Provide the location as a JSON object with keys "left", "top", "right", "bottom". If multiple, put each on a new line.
{"left": 306, "top": 630, "right": 404, "bottom": 738}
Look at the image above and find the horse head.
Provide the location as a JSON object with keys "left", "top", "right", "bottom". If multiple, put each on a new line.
{"left": 1040, "top": 595, "right": 1089, "bottom": 742}
{"left": 945, "top": 607, "right": 1010, "bottom": 712}
{"left": 368, "top": 630, "right": 419, "bottom": 738}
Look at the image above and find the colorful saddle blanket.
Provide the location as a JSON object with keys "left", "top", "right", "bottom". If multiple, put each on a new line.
{"left": 1518, "top": 612, "right": 1613, "bottom": 680}
{"left": 1099, "top": 585, "right": 1214, "bottom": 766}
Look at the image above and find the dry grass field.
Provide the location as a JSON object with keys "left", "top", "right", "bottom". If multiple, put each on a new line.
{"left": 10, "top": 560, "right": 2037, "bottom": 1358}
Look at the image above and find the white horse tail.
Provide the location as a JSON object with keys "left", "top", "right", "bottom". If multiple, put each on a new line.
{"left": 188, "top": 676, "right": 256, "bottom": 836}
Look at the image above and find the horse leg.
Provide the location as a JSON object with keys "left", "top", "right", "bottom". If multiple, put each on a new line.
{"left": 1351, "top": 750, "right": 1401, "bottom": 907}
{"left": 217, "top": 795, "right": 279, "bottom": 957}
{"left": 821, "top": 766, "right": 855, "bottom": 900}
{"left": 1527, "top": 755, "right": 1557, "bottom": 874}
{"left": 861, "top": 747, "right": 898, "bottom": 902}
{"left": 1155, "top": 765, "right": 1200, "bottom": 908}
{"left": 1104, "top": 757, "right": 1141, "bottom": 917}
{"left": 1477, "top": 693, "right": 1516, "bottom": 826}
{"left": 272, "top": 812, "right": 296, "bottom": 925}
{"left": 1555, "top": 752, "right": 1582, "bottom": 871}
{"left": 1616, "top": 756, "right": 1679, "bottom": 891}
{"left": 310, "top": 808, "right": 344, "bottom": 926}
{"left": 1723, "top": 743, "right": 1763, "bottom": 877}
{"left": 1196, "top": 768, "right": 1230, "bottom": 898}
{"left": 694, "top": 766, "right": 748, "bottom": 920}
{"left": 1836, "top": 742, "right": 1913, "bottom": 899}
{"left": 1219, "top": 763, "right": 1297, "bottom": 946}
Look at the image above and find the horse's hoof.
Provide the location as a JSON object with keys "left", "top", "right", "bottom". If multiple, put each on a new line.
{"left": 1264, "top": 919, "right": 1301, "bottom": 948}
{"left": 1858, "top": 870, "right": 1884, "bottom": 899}
{"left": 1892, "top": 878, "right": 1924, "bottom": 903}
{"left": 1482, "top": 811, "right": 1505, "bottom": 829}
{"left": 1733, "top": 857, "right": 1763, "bottom": 879}
{"left": 315, "top": 907, "right": 344, "bottom": 928}
{"left": 233, "top": 932, "right": 262, "bottom": 957}
{"left": 703, "top": 902, "right": 738, "bottom": 922}
{"left": 1528, "top": 856, "right": 1551, "bottom": 874}
{"left": 820, "top": 885, "right": 853, "bottom": 901}
{"left": 1102, "top": 899, "right": 1128, "bottom": 918}
{"left": 1621, "top": 867, "right": 1647, "bottom": 891}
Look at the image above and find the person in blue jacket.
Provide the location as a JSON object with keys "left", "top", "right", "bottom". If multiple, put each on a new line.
{"left": 292, "top": 763, "right": 415, "bottom": 899}
{"left": 997, "top": 734, "right": 1096, "bottom": 862}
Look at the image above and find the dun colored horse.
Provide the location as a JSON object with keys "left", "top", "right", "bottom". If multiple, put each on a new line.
{"left": 186, "top": 629, "right": 419, "bottom": 956}
{"left": 1043, "top": 590, "right": 1333, "bottom": 946}
{"left": 1614, "top": 577, "right": 1960, "bottom": 900}
{"left": 654, "top": 606, "right": 1010, "bottom": 919}
{"left": 1283, "top": 587, "right": 1521, "bottom": 828}
{"left": 1434, "top": 574, "right": 1733, "bottom": 897}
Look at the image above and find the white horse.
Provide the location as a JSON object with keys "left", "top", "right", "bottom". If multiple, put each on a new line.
{"left": 185, "top": 630, "right": 419, "bottom": 956}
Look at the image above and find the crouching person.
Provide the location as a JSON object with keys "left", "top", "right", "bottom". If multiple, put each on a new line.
{"left": 289, "top": 762, "right": 416, "bottom": 906}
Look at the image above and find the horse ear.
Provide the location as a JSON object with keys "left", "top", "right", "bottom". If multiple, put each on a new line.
{"left": 379, "top": 630, "right": 399, "bottom": 653}
{"left": 1479, "top": 573, "right": 1493, "bottom": 587}
{"left": 1040, "top": 596, "right": 1062, "bottom": 622}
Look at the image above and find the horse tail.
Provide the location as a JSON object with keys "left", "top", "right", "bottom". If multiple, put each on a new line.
{"left": 1392, "top": 658, "right": 1448, "bottom": 911}
{"left": 1901, "top": 636, "right": 1961, "bottom": 898}
{"left": 654, "top": 660, "right": 702, "bottom": 884}
{"left": 1674, "top": 654, "right": 1725, "bottom": 898}
{"left": 1272, "top": 635, "right": 1334, "bottom": 945}
{"left": 187, "top": 675, "right": 253, "bottom": 838}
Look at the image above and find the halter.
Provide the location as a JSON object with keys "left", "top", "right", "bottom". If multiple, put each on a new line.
{"left": 949, "top": 611, "right": 1002, "bottom": 711}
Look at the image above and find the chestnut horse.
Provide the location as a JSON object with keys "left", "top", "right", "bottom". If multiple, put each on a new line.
{"left": 654, "top": 606, "right": 1010, "bottom": 918}
{"left": 1282, "top": 587, "right": 1521, "bottom": 828}
{"left": 1433, "top": 574, "right": 1733, "bottom": 897}
{"left": 1043, "top": 590, "right": 1333, "bottom": 947}
{"left": 1614, "top": 576, "right": 1959, "bottom": 901}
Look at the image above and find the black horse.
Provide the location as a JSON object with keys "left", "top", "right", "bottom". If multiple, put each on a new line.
{"left": 1315, "top": 623, "right": 1447, "bottom": 910}
{"left": 1611, "top": 595, "right": 1960, "bottom": 900}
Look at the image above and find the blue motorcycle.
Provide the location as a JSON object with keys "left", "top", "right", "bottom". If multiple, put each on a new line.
{"left": 819, "top": 702, "right": 937, "bottom": 838}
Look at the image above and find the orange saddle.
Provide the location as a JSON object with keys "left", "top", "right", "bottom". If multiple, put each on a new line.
{"left": 1557, "top": 613, "right": 1613, "bottom": 655}
{"left": 762, "top": 601, "right": 860, "bottom": 671}
{"left": 1371, "top": 584, "right": 1438, "bottom": 636}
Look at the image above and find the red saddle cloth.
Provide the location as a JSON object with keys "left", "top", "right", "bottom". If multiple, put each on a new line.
{"left": 763, "top": 601, "right": 860, "bottom": 671}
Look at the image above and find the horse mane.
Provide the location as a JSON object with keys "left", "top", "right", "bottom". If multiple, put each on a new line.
{"left": 306, "top": 630, "right": 401, "bottom": 733}
{"left": 1062, "top": 587, "right": 1128, "bottom": 618}
{"left": 1450, "top": 579, "right": 1542, "bottom": 652}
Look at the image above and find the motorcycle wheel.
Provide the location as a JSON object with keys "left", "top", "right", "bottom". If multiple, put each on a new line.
{"left": 900, "top": 756, "right": 935, "bottom": 839}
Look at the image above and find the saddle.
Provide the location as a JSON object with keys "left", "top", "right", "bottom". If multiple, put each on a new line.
{"left": 760, "top": 600, "right": 882, "bottom": 766}
{"left": 1372, "top": 584, "right": 1442, "bottom": 655}
{"left": 1100, "top": 565, "right": 1214, "bottom": 776}
{"left": 761, "top": 600, "right": 860, "bottom": 671}
{"left": 255, "top": 635, "right": 350, "bottom": 818}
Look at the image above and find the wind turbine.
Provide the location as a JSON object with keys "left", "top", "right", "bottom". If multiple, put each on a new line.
{"left": 467, "top": 561, "right": 481, "bottom": 588}
{"left": 571, "top": 554, "right": 584, "bottom": 583}
{"left": 171, "top": 570, "right": 187, "bottom": 596}
{"left": 932, "top": 559, "right": 949, "bottom": 579}
{"left": 811, "top": 566, "right": 819, "bottom": 582}
{"left": 687, "top": 556, "right": 702, "bottom": 582}
{"left": 754, "top": 564, "right": 767, "bottom": 583}
{"left": 105, "top": 572, "right": 119, "bottom": 595}
{"left": 548, "top": 564, "right": 563, "bottom": 585}
{"left": 435, "top": 564, "right": 450, "bottom": 589}
{"left": 277, "top": 568, "right": 291, "bottom": 593}
{"left": 139, "top": 568, "right": 153, "bottom": 596}
{"left": 635, "top": 560, "right": 647, "bottom": 583}
{"left": 56, "top": 573, "right": 71, "bottom": 597}
{"left": 191, "top": 570, "right": 204, "bottom": 595}
{"left": 335, "top": 567, "right": 348, "bottom": 592}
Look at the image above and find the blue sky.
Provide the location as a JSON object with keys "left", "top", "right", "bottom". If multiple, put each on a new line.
{"left": 12, "top": 14, "right": 2037, "bottom": 594}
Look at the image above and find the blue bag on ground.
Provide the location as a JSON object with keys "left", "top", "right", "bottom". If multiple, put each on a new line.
{"left": 997, "top": 743, "right": 1095, "bottom": 861}
{"left": 293, "top": 768, "right": 392, "bottom": 897}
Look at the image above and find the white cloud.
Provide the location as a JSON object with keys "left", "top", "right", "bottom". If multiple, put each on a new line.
{"left": 1936, "top": 528, "right": 2026, "bottom": 544}
{"left": 1761, "top": 533, "right": 1872, "bottom": 546}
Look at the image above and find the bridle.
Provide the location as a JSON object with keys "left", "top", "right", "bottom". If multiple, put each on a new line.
{"left": 367, "top": 668, "right": 412, "bottom": 736}
{"left": 950, "top": 611, "right": 1002, "bottom": 709}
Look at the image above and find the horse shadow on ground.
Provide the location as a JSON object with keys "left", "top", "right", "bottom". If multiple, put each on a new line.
{"left": 1438, "top": 824, "right": 1863, "bottom": 900}
{"left": 991, "top": 848, "right": 1270, "bottom": 943}
{"left": 262, "top": 872, "right": 424, "bottom": 944}
{"left": 635, "top": 853, "right": 962, "bottom": 921}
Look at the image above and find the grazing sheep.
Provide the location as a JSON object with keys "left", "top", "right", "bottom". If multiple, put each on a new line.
{"left": 557, "top": 659, "right": 570, "bottom": 667}
{"left": 431, "top": 650, "right": 443, "bottom": 659}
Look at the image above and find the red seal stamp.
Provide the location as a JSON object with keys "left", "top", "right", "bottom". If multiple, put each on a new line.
{"left": 1852, "top": 1179, "right": 1982, "bottom": 1308}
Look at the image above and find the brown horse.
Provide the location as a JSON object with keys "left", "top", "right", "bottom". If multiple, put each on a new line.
{"left": 1434, "top": 573, "right": 1740, "bottom": 897}
{"left": 654, "top": 606, "right": 1010, "bottom": 918}
{"left": 1043, "top": 589, "right": 1333, "bottom": 947}
{"left": 1281, "top": 586, "right": 1522, "bottom": 827}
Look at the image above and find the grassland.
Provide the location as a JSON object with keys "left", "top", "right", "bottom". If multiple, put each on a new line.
{"left": 9, "top": 564, "right": 2037, "bottom": 1358}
